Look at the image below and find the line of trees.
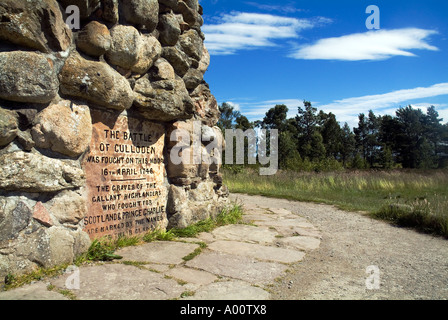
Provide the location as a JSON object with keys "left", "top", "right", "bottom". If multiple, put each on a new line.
{"left": 218, "top": 101, "right": 448, "bottom": 171}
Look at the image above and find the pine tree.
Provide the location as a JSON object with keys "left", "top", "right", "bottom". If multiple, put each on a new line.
{"left": 217, "top": 102, "right": 241, "bottom": 130}
{"left": 366, "top": 110, "right": 381, "bottom": 167}
{"left": 379, "top": 145, "right": 394, "bottom": 169}
{"left": 440, "top": 123, "right": 448, "bottom": 167}
{"left": 262, "top": 105, "right": 300, "bottom": 170}
{"left": 340, "top": 123, "right": 356, "bottom": 167}
{"left": 354, "top": 113, "right": 369, "bottom": 166}
{"left": 296, "top": 101, "right": 321, "bottom": 159}
{"left": 395, "top": 106, "right": 429, "bottom": 168}
{"left": 424, "top": 106, "right": 443, "bottom": 158}
{"left": 320, "top": 112, "right": 343, "bottom": 159}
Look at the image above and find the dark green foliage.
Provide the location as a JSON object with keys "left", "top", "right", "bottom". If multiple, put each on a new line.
{"left": 86, "top": 239, "right": 123, "bottom": 261}
{"left": 217, "top": 101, "right": 447, "bottom": 171}
{"left": 170, "top": 204, "right": 244, "bottom": 238}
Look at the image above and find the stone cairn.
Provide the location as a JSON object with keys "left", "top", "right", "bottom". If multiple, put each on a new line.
{"left": 0, "top": 0, "right": 228, "bottom": 278}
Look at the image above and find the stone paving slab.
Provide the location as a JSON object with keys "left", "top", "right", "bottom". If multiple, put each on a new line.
{"left": 165, "top": 267, "right": 218, "bottom": 286}
{"left": 211, "top": 224, "right": 278, "bottom": 244}
{"left": 0, "top": 282, "right": 68, "bottom": 300}
{"left": 208, "top": 240, "right": 306, "bottom": 264}
{"left": 243, "top": 213, "right": 278, "bottom": 224}
{"left": 0, "top": 201, "right": 322, "bottom": 300}
{"left": 183, "top": 280, "right": 271, "bottom": 300}
{"left": 265, "top": 208, "right": 295, "bottom": 216}
{"left": 277, "top": 236, "right": 321, "bottom": 251}
{"left": 186, "top": 251, "right": 288, "bottom": 286}
{"left": 51, "top": 264, "right": 185, "bottom": 300}
{"left": 144, "top": 264, "right": 171, "bottom": 273}
{"left": 254, "top": 218, "right": 317, "bottom": 230}
{"left": 116, "top": 241, "right": 200, "bottom": 265}
{"left": 273, "top": 225, "right": 323, "bottom": 239}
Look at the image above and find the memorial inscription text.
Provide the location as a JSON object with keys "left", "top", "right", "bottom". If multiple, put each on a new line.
{"left": 82, "top": 111, "right": 168, "bottom": 239}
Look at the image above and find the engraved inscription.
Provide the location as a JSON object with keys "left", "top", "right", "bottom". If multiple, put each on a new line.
{"left": 82, "top": 110, "right": 167, "bottom": 239}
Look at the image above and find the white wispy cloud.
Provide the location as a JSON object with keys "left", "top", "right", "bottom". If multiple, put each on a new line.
{"left": 223, "top": 98, "right": 305, "bottom": 121}
{"left": 225, "top": 101, "right": 241, "bottom": 111}
{"left": 203, "top": 12, "right": 331, "bottom": 55}
{"left": 291, "top": 28, "right": 439, "bottom": 61}
{"left": 245, "top": 2, "right": 304, "bottom": 14}
{"left": 317, "top": 83, "right": 448, "bottom": 127}
{"left": 319, "top": 83, "right": 448, "bottom": 111}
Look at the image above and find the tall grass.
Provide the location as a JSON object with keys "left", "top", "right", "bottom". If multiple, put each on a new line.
{"left": 223, "top": 169, "right": 448, "bottom": 237}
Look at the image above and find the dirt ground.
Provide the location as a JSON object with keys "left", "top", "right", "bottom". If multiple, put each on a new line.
{"left": 230, "top": 194, "right": 448, "bottom": 300}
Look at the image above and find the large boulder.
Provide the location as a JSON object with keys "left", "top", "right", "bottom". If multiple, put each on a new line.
{"left": 0, "top": 107, "right": 18, "bottom": 147}
{"left": 119, "top": 0, "right": 159, "bottom": 32}
{"left": 134, "top": 76, "right": 194, "bottom": 122}
{"left": 31, "top": 100, "right": 92, "bottom": 157}
{"left": 106, "top": 25, "right": 140, "bottom": 69}
{"left": 0, "top": 51, "right": 59, "bottom": 104}
{"left": 0, "top": 151, "right": 85, "bottom": 193}
{"left": 46, "top": 227, "right": 76, "bottom": 266}
{"left": 76, "top": 21, "right": 112, "bottom": 57}
{"left": 159, "top": 0, "right": 178, "bottom": 10}
{"left": 0, "top": 197, "right": 32, "bottom": 242}
{"left": 148, "top": 58, "right": 176, "bottom": 81}
{"left": 166, "top": 120, "right": 210, "bottom": 185}
{"left": 158, "top": 13, "right": 181, "bottom": 46}
{"left": 166, "top": 181, "right": 224, "bottom": 229}
{"left": 0, "top": 194, "right": 90, "bottom": 277}
{"left": 131, "top": 35, "right": 162, "bottom": 74}
{"left": 179, "top": 29, "right": 203, "bottom": 61}
{"left": 0, "top": 0, "right": 72, "bottom": 53}
{"left": 46, "top": 189, "right": 87, "bottom": 225}
{"left": 101, "top": 0, "right": 119, "bottom": 24}
{"left": 190, "top": 83, "right": 220, "bottom": 126}
{"left": 44, "top": 226, "right": 90, "bottom": 267}
{"left": 167, "top": 120, "right": 201, "bottom": 148}
{"left": 106, "top": 25, "right": 161, "bottom": 74}
{"left": 162, "top": 46, "right": 191, "bottom": 77}
{"left": 59, "top": 52, "right": 134, "bottom": 110}
{"left": 183, "top": 68, "right": 203, "bottom": 91}
{"left": 198, "top": 45, "right": 210, "bottom": 74}
{"left": 176, "top": 0, "right": 203, "bottom": 28}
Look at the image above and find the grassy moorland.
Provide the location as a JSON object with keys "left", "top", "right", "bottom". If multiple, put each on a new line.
{"left": 223, "top": 169, "right": 448, "bottom": 237}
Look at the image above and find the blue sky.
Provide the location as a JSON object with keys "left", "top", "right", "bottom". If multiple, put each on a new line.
{"left": 199, "top": 0, "right": 448, "bottom": 128}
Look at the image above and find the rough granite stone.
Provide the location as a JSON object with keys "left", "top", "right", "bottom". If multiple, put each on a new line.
{"left": 0, "top": 0, "right": 72, "bottom": 53}
{"left": 134, "top": 76, "right": 194, "bottom": 121}
{"left": 31, "top": 100, "right": 92, "bottom": 157}
{"left": 0, "top": 151, "right": 85, "bottom": 192}
{"left": 0, "top": 107, "right": 18, "bottom": 147}
{"left": 119, "top": 0, "right": 159, "bottom": 32}
{"left": 106, "top": 25, "right": 141, "bottom": 69}
{"left": 76, "top": 21, "right": 111, "bottom": 57}
{"left": 0, "top": 51, "right": 59, "bottom": 104}
{"left": 59, "top": 52, "right": 134, "bottom": 110}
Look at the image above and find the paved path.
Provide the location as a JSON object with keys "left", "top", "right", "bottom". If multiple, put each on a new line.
{"left": 0, "top": 196, "right": 321, "bottom": 300}
{"left": 235, "top": 194, "right": 448, "bottom": 300}
{"left": 2, "top": 193, "right": 447, "bottom": 300}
